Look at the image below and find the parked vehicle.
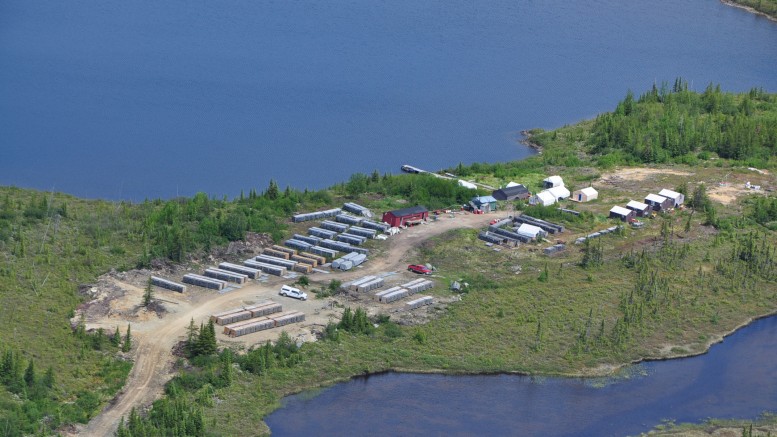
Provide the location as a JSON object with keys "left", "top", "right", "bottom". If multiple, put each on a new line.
{"left": 407, "top": 264, "right": 432, "bottom": 275}
{"left": 280, "top": 284, "right": 307, "bottom": 300}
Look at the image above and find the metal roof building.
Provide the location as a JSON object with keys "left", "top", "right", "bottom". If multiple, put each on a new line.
{"left": 658, "top": 189, "right": 685, "bottom": 207}
{"left": 609, "top": 206, "right": 636, "bottom": 222}
{"left": 382, "top": 205, "right": 429, "bottom": 228}
{"left": 626, "top": 200, "right": 650, "bottom": 216}
{"left": 492, "top": 184, "right": 531, "bottom": 201}
{"left": 571, "top": 187, "right": 598, "bottom": 202}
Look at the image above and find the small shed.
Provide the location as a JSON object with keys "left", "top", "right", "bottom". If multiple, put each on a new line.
{"left": 471, "top": 196, "right": 498, "bottom": 212}
{"left": 543, "top": 175, "right": 565, "bottom": 189}
{"left": 382, "top": 205, "right": 429, "bottom": 227}
{"left": 609, "top": 206, "right": 636, "bottom": 222}
{"left": 645, "top": 194, "right": 673, "bottom": 212}
{"left": 571, "top": 187, "right": 598, "bottom": 202}
{"left": 531, "top": 190, "right": 558, "bottom": 206}
{"left": 547, "top": 185, "right": 571, "bottom": 200}
{"left": 492, "top": 184, "right": 530, "bottom": 201}
{"left": 516, "top": 223, "right": 547, "bottom": 240}
{"left": 658, "top": 189, "right": 685, "bottom": 207}
{"left": 626, "top": 200, "right": 650, "bottom": 217}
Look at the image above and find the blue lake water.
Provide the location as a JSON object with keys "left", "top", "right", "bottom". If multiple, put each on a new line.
{"left": 2, "top": 0, "right": 777, "bottom": 200}
{"left": 266, "top": 316, "right": 777, "bottom": 436}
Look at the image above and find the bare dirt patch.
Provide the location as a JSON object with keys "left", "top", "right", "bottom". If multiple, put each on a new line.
{"left": 77, "top": 212, "right": 492, "bottom": 436}
{"left": 599, "top": 167, "right": 694, "bottom": 184}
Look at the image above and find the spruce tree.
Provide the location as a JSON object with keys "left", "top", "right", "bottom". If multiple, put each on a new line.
{"left": 23, "top": 358, "right": 35, "bottom": 387}
{"left": 111, "top": 326, "right": 121, "bottom": 347}
{"left": 185, "top": 318, "right": 199, "bottom": 358}
{"left": 122, "top": 324, "right": 132, "bottom": 353}
{"left": 143, "top": 278, "right": 154, "bottom": 307}
{"left": 42, "top": 365, "right": 54, "bottom": 389}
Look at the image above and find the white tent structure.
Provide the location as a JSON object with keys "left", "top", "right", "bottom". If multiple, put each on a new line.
{"left": 543, "top": 175, "right": 565, "bottom": 188}
{"left": 531, "top": 191, "right": 557, "bottom": 206}
{"left": 516, "top": 223, "right": 547, "bottom": 240}
{"left": 547, "top": 185, "right": 571, "bottom": 200}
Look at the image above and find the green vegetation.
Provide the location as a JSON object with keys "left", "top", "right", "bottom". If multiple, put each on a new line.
{"left": 728, "top": 0, "right": 777, "bottom": 20}
{"left": 2, "top": 83, "right": 777, "bottom": 434}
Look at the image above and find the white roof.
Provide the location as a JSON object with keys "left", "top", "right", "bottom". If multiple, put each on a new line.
{"left": 658, "top": 189, "right": 682, "bottom": 200}
{"left": 626, "top": 200, "right": 649, "bottom": 210}
{"left": 645, "top": 193, "right": 668, "bottom": 203}
{"left": 610, "top": 206, "right": 632, "bottom": 216}
{"left": 505, "top": 181, "right": 521, "bottom": 188}
{"left": 534, "top": 191, "right": 557, "bottom": 205}
{"left": 547, "top": 185, "right": 571, "bottom": 199}
{"left": 543, "top": 175, "right": 564, "bottom": 186}
{"left": 577, "top": 187, "right": 598, "bottom": 196}
{"left": 517, "top": 223, "right": 544, "bottom": 237}
{"left": 458, "top": 180, "right": 477, "bottom": 189}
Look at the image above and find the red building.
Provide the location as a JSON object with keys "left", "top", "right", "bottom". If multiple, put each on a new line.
{"left": 382, "top": 205, "right": 429, "bottom": 227}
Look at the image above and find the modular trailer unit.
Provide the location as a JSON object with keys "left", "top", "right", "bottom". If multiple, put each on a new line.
{"left": 406, "top": 296, "right": 434, "bottom": 310}
{"left": 218, "top": 262, "right": 261, "bottom": 279}
{"left": 150, "top": 276, "right": 187, "bottom": 293}
{"left": 182, "top": 274, "right": 227, "bottom": 290}
{"left": 357, "top": 277, "right": 385, "bottom": 292}
{"left": 336, "top": 214, "right": 363, "bottom": 225}
{"left": 204, "top": 268, "right": 248, "bottom": 284}
{"left": 284, "top": 239, "right": 313, "bottom": 252}
{"left": 292, "top": 208, "right": 342, "bottom": 223}
{"left": 300, "top": 252, "right": 327, "bottom": 265}
{"left": 308, "top": 227, "right": 337, "bottom": 240}
{"left": 336, "top": 233, "right": 366, "bottom": 245}
{"left": 347, "top": 226, "right": 377, "bottom": 239}
{"left": 271, "top": 245, "right": 297, "bottom": 256}
{"left": 342, "top": 202, "right": 373, "bottom": 217}
{"left": 293, "top": 234, "right": 322, "bottom": 246}
{"left": 263, "top": 248, "right": 290, "bottom": 260}
{"left": 374, "top": 286, "right": 405, "bottom": 301}
{"left": 291, "top": 254, "right": 318, "bottom": 267}
{"left": 380, "top": 289, "right": 409, "bottom": 303}
{"left": 320, "top": 220, "right": 349, "bottom": 233}
{"left": 320, "top": 239, "right": 369, "bottom": 255}
{"left": 243, "top": 260, "right": 287, "bottom": 276}
{"left": 347, "top": 275, "right": 378, "bottom": 291}
{"left": 310, "top": 245, "right": 338, "bottom": 259}
{"left": 360, "top": 220, "right": 390, "bottom": 233}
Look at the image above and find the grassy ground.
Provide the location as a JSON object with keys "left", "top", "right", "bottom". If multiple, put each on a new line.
{"left": 196, "top": 159, "right": 777, "bottom": 435}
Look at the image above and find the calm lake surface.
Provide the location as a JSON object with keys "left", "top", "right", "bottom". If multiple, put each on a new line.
{"left": 2, "top": 0, "right": 777, "bottom": 200}
{"left": 267, "top": 316, "right": 777, "bottom": 436}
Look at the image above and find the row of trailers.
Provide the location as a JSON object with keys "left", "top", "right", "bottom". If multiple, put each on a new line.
{"left": 210, "top": 300, "right": 305, "bottom": 338}
{"left": 344, "top": 276, "right": 435, "bottom": 309}
{"left": 151, "top": 267, "right": 247, "bottom": 293}
{"left": 478, "top": 214, "right": 565, "bottom": 246}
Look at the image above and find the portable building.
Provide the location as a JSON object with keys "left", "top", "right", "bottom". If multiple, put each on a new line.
{"left": 204, "top": 268, "right": 248, "bottom": 284}
{"left": 531, "top": 190, "right": 558, "bottom": 206}
{"left": 626, "top": 200, "right": 651, "bottom": 217}
{"left": 150, "top": 276, "right": 187, "bottom": 293}
{"left": 609, "top": 206, "right": 636, "bottom": 222}
{"left": 182, "top": 274, "right": 226, "bottom": 291}
{"left": 658, "top": 189, "right": 685, "bottom": 207}
{"left": 342, "top": 202, "right": 373, "bottom": 218}
{"left": 571, "top": 187, "right": 598, "bottom": 202}
{"left": 218, "top": 262, "right": 261, "bottom": 279}
{"left": 492, "top": 184, "right": 531, "bottom": 201}
{"left": 645, "top": 194, "right": 673, "bottom": 212}
{"left": 382, "top": 206, "right": 429, "bottom": 228}
{"left": 471, "top": 195, "right": 498, "bottom": 212}
{"left": 543, "top": 175, "right": 565, "bottom": 188}
{"left": 516, "top": 223, "right": 547, "bottom": 240}
{"left": 292, "top": 208, "right": 342, "bottom": 223}
{"left": 406, "top": 296, "right": 434, "bottom": 310}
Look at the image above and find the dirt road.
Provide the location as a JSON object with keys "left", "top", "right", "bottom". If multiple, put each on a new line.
{"left": 78, "top": 212, "right": 491, "bottom": 436}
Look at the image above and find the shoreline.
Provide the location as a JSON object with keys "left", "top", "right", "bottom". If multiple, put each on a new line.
{"left": 720, "top": 0, "right": 777, "bottom": 23}
{"left": 263, "top": 310, "right": 777, "bottom": 421}
{"left": 519, "top": 129, "right": 543, "bottom": 154}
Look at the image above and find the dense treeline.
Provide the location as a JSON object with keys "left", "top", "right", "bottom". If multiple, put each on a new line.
{"left": 588, "top": 80, "right": 777, "bottom": 167}
{"left": 729, "top": 0, "right": 777, "bottom": 19}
